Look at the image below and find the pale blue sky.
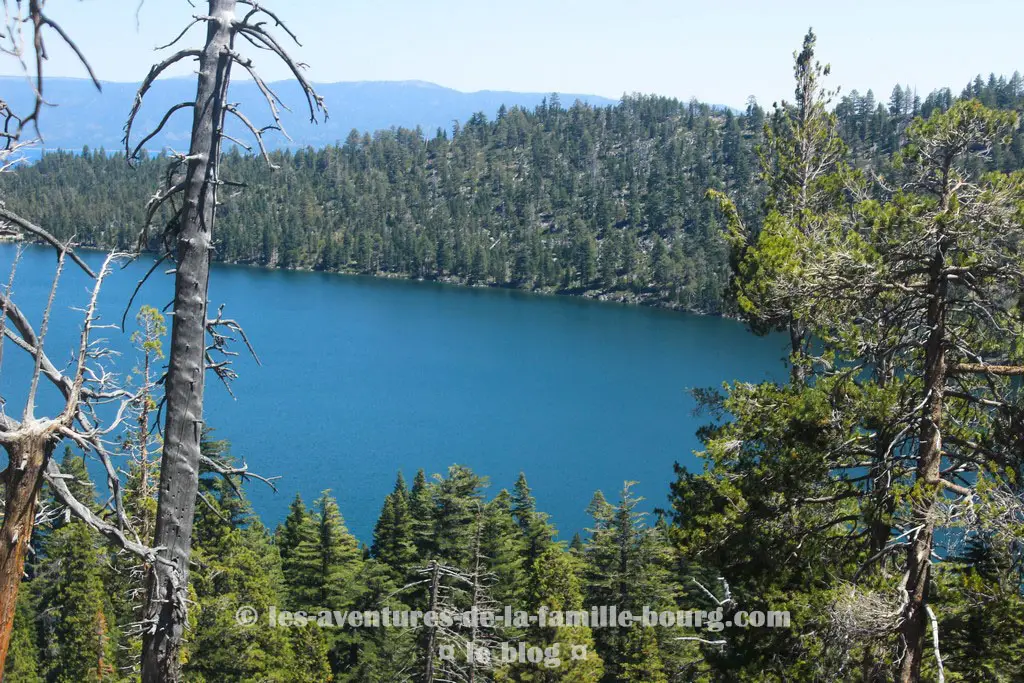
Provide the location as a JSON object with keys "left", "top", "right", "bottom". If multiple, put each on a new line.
{"left": 12, "top": 0, "right": 1024, "bottom": 108}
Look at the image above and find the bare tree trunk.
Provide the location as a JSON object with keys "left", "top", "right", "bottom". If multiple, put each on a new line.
{"left": 140, "top": 3, "right": 235, "bottom": 680}
{"left": 123, "top": 3, "right": 322, "bottom": 677}
{"left": 0, "top": 434, "right": 53, "bottom": 670}
{"left": 788, "top": 316, "right": 807, "bottom": 385}
{"left": 468, "top": 512, "right": 484, "bottom": 683}
{"left": 424, "top": 560, "right": 441, "bottom": 683}
{"left": 869, "top": 357, "right": 896, "bottom": 557}
{"left": 898, "top": 248, "right": 947, "bottom": 683}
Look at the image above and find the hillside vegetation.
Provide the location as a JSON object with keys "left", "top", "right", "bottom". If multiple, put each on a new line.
{"left": 4, "top": 73, "right": 1020, "bottom": 313}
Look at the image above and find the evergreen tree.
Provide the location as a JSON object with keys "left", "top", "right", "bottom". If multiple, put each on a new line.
{"left": 431, "top": 465, "right": 488, "bottom": 567}
{"left": 408, "top": 469, "right": 436, "bottom": 558}
{"left": 186, "top": 440, "right": 303, "bottom": 682}
{"left": 371, "top": 472, "right": 416, "bottom": 573}
{"left": 314, "top": 490, "right": 362, "bottom": 608}
{"left": 510, "top": 472, "right": 536, "bottom": 532}
{"left": 479, "top": 490, "right": 529, "bottom": 609}
{"left": 531, "top": 546, "right": 604, "bottom": 682}
{"left": 32, "top": 454, "right": 120, "bottom": 683}
{"left": 288, "top": 623, "right": 333, "bottom": 683}
{"left": 618, "top": 626, "right": 668, "bottom": 683}
{"left": 6, "top": 67, "right": 1019, "bottom": 318}
{"left": 4, "top": 591, "right": 42, "bottom": 683}
{"left": 584, "top": 483, "right": 675, "bottom": 679}
{"left": 278, "top": 495, "right": 323, "bottom": 608}
{"left": 277, "top": 493, "right": 311, "bottom": 564}
{"left": 709, "top": 27, "right": 853, "bottom": 383}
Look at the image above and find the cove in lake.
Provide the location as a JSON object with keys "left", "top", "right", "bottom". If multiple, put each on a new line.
{"left": 0, "top": 243, "right": 786, "bottom": 541}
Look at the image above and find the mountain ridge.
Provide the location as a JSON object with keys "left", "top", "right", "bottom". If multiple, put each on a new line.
{"left": 0, "top": 76, "right": 621, "bottom": 151}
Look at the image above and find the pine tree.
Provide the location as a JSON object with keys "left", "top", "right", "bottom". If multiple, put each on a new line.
{"left": 4, "top": 591, "right": 42, "bottom": 683}
{"left": 510, "top": 472, "right": 536, "bottom": 533}
{"left": 109, "top": 305, "right": 166, "bottom": 676}
{"left": 314, "top": 490, "right": 362, "bottom": 608}
{"left": 186, "top": 443, "right": 300, "bottom": 682}
{"left": 278, "top": 495, "right": 323, "bottom": 608}
{"left": 371, "top": 473, "right": 416, "bottom": 573}
{"left": 479, "top": 490, "right": 529, "bottom": 609}
{"left": 32, "top": 454, "right": 119, "bottom": 683}
{"left": 288, "top": 623, "right": 333, "bottom": 683}
{"left": 122, "top": 304, "right": 165, "bottom": 544}
{"left": 599, "top": 235, "right": 618, "bottom": 289}
{"left": 708, "top": 27, "right": 853, "bottom": 384}
{"left": 686, "top": 93, "right": 1024, "bottom": 683}
{"left": 618, "top": 626, "right": 668, "bottom": 683}
{"left": 531, "top": 546, "right": 604, "bottom": 682}
{"left": 584, "top": 483, "right": 675, "bottom": 679}
{"left": 408, "top": 469, "right": 436, "bottom": 558}
{"left": 6, "top": 69, "right": 1022, "bottom": 317}
{"left": 278, "top": 493, "right": 311, "bottom": 563}
{"left": 431, "top": 466, "right": 487, "bottom": 568}
{"left": 343, "top": 561, "right": 418, "bottom": 680}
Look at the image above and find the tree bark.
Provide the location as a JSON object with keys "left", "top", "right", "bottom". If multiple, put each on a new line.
{"left": 789, "top": 316, "right": 807, "bottom": 385}
{"left": 140, "top": 2, "right": 235, "bottom": 680}
{"left": 898, "top": 247, "right": 947, "bottom": 683}
{"left": 0, "top": 433, "right": 53, "bottom": 670}
{"left": 424, "top": 561, "right": 440, "bottom": 683}
{"left": 869, "top": 358, "right": 897, "bottom": 557}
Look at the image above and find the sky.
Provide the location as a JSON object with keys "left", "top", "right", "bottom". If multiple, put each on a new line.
{"left": 7, "top": 0, "right": 1023, "bottom": 109}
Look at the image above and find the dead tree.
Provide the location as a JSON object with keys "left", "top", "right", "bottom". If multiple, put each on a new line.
{"left": 0, "top": 251, "right": 168, "bottom": 670}
{"left": 0, "top": 0, "right": 112, "bottom": 670}
{"left": 123, "top": 2, "right": 324, "bottom": 680}
{"left": 418, "top": 507, "right": 501, "bottom": 683}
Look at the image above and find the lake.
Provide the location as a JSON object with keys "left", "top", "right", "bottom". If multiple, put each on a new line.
{"left": 0, "top": 243, "right": 785, "bottom": 541}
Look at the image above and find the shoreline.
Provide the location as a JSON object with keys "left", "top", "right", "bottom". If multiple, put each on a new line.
{"left": 4, "top": 236, "right": 737, "bottom": 319}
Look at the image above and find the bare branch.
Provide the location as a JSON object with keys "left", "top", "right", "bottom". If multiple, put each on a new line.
{"left": 200, "top": 453, "right": 279, "bottom": 493}
{"left": 128, "top": 102, "right": 195, "bottom": 160}
{"left": 154, "top": 15, "right": 213, "bottom": 51}
{"left": 0, "top": 1, "right": 103, "bottom": 149}
{"left": 675, "top": 636, "right": 728, "bottom": 646}
{"left": 232, "top": 24, "right": 326, "bottom": 123}
{"left": 37, "top": 12, "right": 101, "bottom": 89}
{"left": 23, "top": 247, "right": 65, "bottom": 421}
{"left": 123, "top": 49, "right": 203, "bottom": 161}
{"left": 949, "top": 363, "right": 1024, "bottom": 376}
{"left": 926, "top": 605, "right": 945, "bottom": 683}
{"left": 224, "top": 104, "right": 279, "bottom": 167}
{"left": 207, "top": 304, "right": 261, "bottom": 365}
{"left": 0, "top": 206, "right": 95, "bottom": 277}
{"left": 44, "top": 460, "right": 158, "bottom": 561}
{"left": 236, "top": 1, "right": 302, "bottom": 45}
{"left": 0, "top": 245, "right": 22, "bottom": 381}
{"left": 939, "top": 479, "right": 972, "bottom": 497}
{"left": 142, "top": 181, "right": 187, "bottom": 237}
{"left": 197, "top": 491, "right": 229, "bottom": 522}
{"left": 121, "top": 252, "right": 173, "bottom": 331}
{"left": 226, "top": 49, "right": 291, "bottom": 139}
{"left": 62, "top": 254, "right": 118, "bottom": 422}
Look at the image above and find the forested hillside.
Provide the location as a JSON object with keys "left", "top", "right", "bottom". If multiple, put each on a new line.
{"left": 3, "top": 73, "right": 1021, "bottom": 314}
{"left": 9, "top": 439, "right": 719, "bottom": 682}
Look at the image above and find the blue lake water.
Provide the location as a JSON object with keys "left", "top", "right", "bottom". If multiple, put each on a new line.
{"left": 0, "top": 243, "right": 785, "bottom": 541}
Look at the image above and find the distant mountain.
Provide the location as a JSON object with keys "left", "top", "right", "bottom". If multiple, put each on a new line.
{"left": 0, "top": 76, "right": 618, "bottom": 152}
